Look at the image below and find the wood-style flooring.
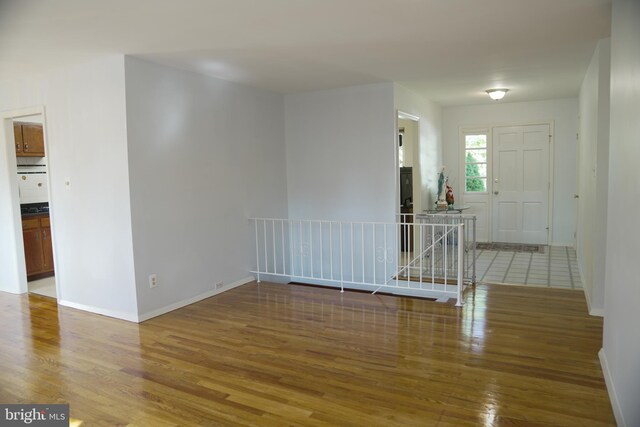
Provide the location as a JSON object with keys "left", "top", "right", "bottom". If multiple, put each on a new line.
{"left": 0, "top": 282, "right": 614, "bottom": 426}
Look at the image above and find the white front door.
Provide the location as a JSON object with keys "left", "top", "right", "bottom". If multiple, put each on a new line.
{"left": 492, "top": 124, "right": 550, "bottom": 244}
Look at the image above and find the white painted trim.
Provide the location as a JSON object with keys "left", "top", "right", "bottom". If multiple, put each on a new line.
{"left": 583, "top": 284, "right": 604, "bottom": 317}
{"left": 590, "top": 308, "right": 604, "bottom": 317}
{"left": 397, "top": 111, "right": 420, "bottom": 121}
{"left": 395, "top": 109, "right": 420, "bottom": 218}
{"left": 58, "top": 299, "right": 139, "bottom": 323}
{"left": 547, "top": 121, "right": 556, "bottom": 245}
{"left": 459, "top": 127, "right": 491, "bottom": 197}
{"left": 599, "top": 348, "right": 626, "bottom": 427}
{"left": 269, "top": 277, "right": 455, "bottom": 300}
{"left": 0, "top": 106, "right": 45, "bottom": 120}
{"left": 137, "top": 276, "right": 255, "bottom": 322}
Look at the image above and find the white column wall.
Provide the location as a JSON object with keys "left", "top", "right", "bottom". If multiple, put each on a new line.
{"left": 124, "top": 57, "right": 289, "bottom": 318}
{"left": 600, "top": 1, "right": 640, "bottom": 425}
{"left": 577, "top": 39, "right": 610, "bottom": 316}
{"left": 285, "top": 83, "right": 396, "bottom": 223}
{"left": 0, "top": 56, "right": 139, "bottom": 321}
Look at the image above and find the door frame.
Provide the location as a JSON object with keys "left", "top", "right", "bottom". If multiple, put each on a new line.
{"left": 458, "top": 120, "right": 555, "bottom": 244}
{"left": 0, "top": 105, "right": 59, "bottom": 297}
{"left": 395, "top": 110, "right": 420, "bottom": 218}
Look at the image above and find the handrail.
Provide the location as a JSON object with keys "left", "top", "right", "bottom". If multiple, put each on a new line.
{"left": 249, "top": 218, "right": 472, "bottom": 306}
{"left": 396, "top": 225, "right": 458, "bottom": 276}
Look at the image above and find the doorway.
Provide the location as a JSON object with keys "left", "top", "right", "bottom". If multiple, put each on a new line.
{"left": 0, "top": 107, "right": 58, "bottom": 299}
{"left": 396, "top": 111, "right": 420, "bottom": 264}
{"left": 461, "top": 123, "right": 552, "bottom": 245}
{"left": 492, "top": 124, "right": 550, "bottom": 244}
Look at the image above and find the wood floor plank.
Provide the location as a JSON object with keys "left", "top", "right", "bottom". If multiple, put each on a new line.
{"left": 0, "top": 282, "right": 615, "bottom": 425}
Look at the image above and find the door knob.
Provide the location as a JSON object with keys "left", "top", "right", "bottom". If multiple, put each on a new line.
{"left": 494, "top": 191, "right": 499, "bottom": 195}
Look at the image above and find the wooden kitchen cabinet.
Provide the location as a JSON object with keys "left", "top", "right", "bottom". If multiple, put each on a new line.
{"left": 41, "top": 218, "right": 54, "bottom": 272}
{"left": 14, "top": 122, "right": 45, "bottom": 157}
{"left": 22, "top": 214, "right": 54, "bottom": 279}
{"left": 13, "top": 123, "right": 23, "bottom": 155}
{"left": 23, "top": 228, "right": 44, "bottom": 275}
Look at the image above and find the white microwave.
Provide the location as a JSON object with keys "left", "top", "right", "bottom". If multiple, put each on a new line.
{"left": 17, "top": 165, "right": 48, "bottom": 204}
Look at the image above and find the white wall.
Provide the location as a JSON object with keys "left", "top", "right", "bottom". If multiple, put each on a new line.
{"left": 577, "top": 39, "right": 610, "bottom": 316}
{"left": 394, "top": 84, "right": 443, "bottom": 213}
{"left": 0, "top": 56, "right": 139, "bottom": 321}
{"left": 601, "top": 1, "right": 640, "bottom": 425}
{"left": 124, "top": 57, "right": 288, "bottom": 318}
{"left": 442, "top": 98, "right": 579, "bottom": 246}
{"left": 285, "top": 83, "right": 396, "bottom": 222}
{"left": 283, "top": 83, "right": 441, "bottom": 289}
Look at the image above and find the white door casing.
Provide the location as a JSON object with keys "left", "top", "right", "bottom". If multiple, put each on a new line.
{"left": 492, "top": 124, "right": 550, "bottom": 244}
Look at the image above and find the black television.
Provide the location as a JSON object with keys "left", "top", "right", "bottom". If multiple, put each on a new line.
{"left": 400, "top": 167, "right": 413, "bottom": 208}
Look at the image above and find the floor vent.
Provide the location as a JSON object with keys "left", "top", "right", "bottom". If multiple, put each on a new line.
{"left": 476, "top": 242, "right": 545, "bottom": 253}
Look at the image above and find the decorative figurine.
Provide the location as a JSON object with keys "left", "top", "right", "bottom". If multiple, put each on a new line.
{"left": 436, "top": 167, "right": 448, "bottom": 210}
{"left": 446, "top": 179, "right": 455, "bottom": 207}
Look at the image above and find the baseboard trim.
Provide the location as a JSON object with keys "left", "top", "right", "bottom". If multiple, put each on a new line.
{"left": 137, "top": 276, "right": 254, "bottom": 322}
{"left": 599, "top": 348, "right": 626, "bottom": 427}
{"left": 58, "top": 300, "right": 139, "bottom": 323}
{"left": 589, "top": 307, "right": 604, "bottom": 317}
{"left": 578, "top": 257, "right": 604, "bottom": 317}
{"left": 583, "top": 287, "right": 604, "bottom": 317}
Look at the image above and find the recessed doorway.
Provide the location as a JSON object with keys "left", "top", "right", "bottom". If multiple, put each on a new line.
{"left": 0, "top": 107, "right": 58, "bottom": 299}
{"left": 396, "top": 111, "right": 420, "bottom": 265}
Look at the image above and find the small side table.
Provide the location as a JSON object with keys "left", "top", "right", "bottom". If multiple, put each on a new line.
{"left": 424, "top": 205, "right": 470, "bottom": 214}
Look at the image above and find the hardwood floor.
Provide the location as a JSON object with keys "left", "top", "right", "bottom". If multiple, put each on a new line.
{"left": 0, "top": 282, "right": 614, "bottom": 426}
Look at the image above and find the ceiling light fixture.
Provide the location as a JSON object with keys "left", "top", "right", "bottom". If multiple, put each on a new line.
{"left": 486, "top": 89, "right": 508, "bottom": 101}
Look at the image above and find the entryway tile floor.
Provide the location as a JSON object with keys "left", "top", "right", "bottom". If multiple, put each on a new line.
{"left": 28, "top": 276, "right": 57, "bottom": 298}
{"left": 475, "top": 246, "right": 582, "bottom": 289}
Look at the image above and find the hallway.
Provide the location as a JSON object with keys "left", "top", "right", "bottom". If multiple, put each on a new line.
{"left": 475, "top": 246, "right": 581, "bottom": 289}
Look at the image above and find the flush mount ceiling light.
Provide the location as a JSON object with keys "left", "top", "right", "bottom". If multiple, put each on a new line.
{"left": 486, "top": 89, "right": 509, "bottom": 100}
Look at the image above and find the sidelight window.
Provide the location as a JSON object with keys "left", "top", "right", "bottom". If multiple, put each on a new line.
{"left": 464, "top": 134, "right": 487, "bottom": 192}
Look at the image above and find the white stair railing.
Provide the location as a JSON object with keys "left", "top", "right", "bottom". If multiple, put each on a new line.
{"left": 403, "top": 213, "right": 477, "bottom": 285}
{"left": 249, "top": 218, "right": 471, "bottom": 306}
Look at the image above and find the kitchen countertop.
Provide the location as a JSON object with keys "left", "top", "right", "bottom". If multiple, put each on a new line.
{"left": 21, "top": 212, "right": 50, "bottom": 218}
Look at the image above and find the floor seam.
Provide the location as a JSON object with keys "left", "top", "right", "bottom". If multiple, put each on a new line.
{"left": 547, "top": 246, "right": 552, "bottom": 287}
{"left": 480, "top": 250, "right": 500, "bottom": 282}
{"left": 524, "top": 252, "right": 533, "bottom": 285}
{"left": 566, "top": 246, "right": 575, "bottom": 289}
{"left": 502, "top": 251, "right": 516, "bottom": 283}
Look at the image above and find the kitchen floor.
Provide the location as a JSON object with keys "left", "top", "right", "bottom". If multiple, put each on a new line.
{"left": 475, "top": 246, "right": 582, "bottom": 289}
{"left": 28, "top": 276, "right": 57, "bottom": 298}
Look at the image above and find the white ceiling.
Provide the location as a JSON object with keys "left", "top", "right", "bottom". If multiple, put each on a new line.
{"left": 0, "top": 0, "right": 611, "bottom": 106}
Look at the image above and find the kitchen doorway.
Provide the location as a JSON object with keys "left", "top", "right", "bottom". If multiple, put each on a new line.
{"left": 0, "top": 107, "right": 58, "bottom": 300}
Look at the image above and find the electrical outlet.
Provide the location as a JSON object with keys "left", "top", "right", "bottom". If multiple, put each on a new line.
{"left": 215, "top": 281, "right": 224, "bottom": 290}
{"left": 149, "top": 274, "right": 158, "bottom": 288}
